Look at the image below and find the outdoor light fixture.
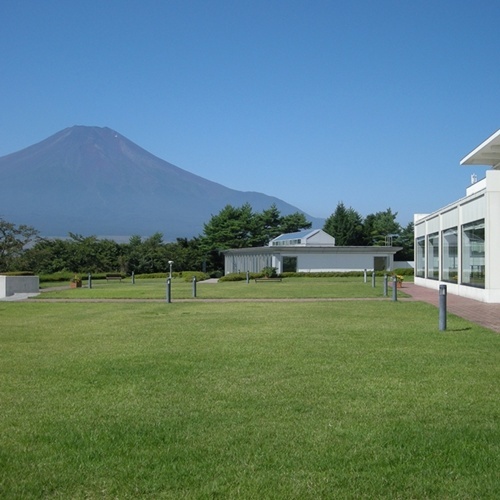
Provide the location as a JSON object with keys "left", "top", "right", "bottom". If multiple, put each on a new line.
{"left": 168, "top": 260, "right": 174, "bottom": 279}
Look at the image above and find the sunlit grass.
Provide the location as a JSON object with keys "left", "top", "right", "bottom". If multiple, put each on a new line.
{"left": 37, "top": 276, "right": 409, "bottom": 300}
{"left": 1, "top": 300, "right": 499, "bottom": 498}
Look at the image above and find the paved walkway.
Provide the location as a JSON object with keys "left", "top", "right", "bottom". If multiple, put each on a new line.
{"left": 402, "top": 283, "right": 500, "bottom": 333}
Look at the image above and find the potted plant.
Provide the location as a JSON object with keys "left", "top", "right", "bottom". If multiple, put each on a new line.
{"left": 261, "top": 266, "right": 278, "bottom": 278}
{"left": 395, "top": 274, "right": 404, "bottom": 288}
{"left": 70, "top": 274, "right": 82, "bottom": 288}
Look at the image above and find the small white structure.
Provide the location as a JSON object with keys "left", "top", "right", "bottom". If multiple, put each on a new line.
{"left": 414, "top": 129, "right": 500, "bottom": 303}
{"left": 0, "top": 275, "right": 40, "bottom": 299}
{"left": 223, "top": 229, "right": 401, "bottom": 275}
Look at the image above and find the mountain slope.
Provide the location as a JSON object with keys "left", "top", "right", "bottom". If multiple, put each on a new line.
{"left": 0, "top": 126, "right": 323, "bottom": 239}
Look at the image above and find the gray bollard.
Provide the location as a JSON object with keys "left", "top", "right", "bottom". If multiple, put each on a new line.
{"left": 383, "top": 274, "right": 388, "bottom": 297}
{"left": 192, "top": 276, "right": 197, "bottom": 298}
{"left": 439, "top": 284, "right": 447, "bottom": 331}
{"left": 392, "top": 275, "right": 398, "bottom": 301}
{"left": 132, "top": 271, "right": 135, "bottom": 285}
{"left": 246, "top": 271, "right": 250, "bottom": 284}
{"left": 166, "top": 277, "right": 171, "bottom": 303}
{"left": 372, "top": 271, "right": 376, "bottom": 288}
{"left": 88, "top": 273, "right": 92, "bottom": 289}
{"left": 364, "top": 269, "right": 367, "bottom": 283}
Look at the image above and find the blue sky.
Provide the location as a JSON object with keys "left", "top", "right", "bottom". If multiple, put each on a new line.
{"left": 2, "top": 0, "right": 500, "bottom": 226}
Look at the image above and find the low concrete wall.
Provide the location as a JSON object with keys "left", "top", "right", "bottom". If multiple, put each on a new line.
{"left": 0, "top": 276, "right": 40, "bottom": 298}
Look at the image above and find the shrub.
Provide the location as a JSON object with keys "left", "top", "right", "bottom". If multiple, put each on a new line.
{"left": 134, "top": 273, "right": 170, "bottom": 279}
{"left": 0, "top": 271, "right": 34, "bottom": 276}
{"left": 393, "top": 267, "right": 414, "bottom": 276}
{"left": 181, "top": 271, "right": 210, "bottom": 282}
{"left": 39, "top": 271, "right": 77, "bottom": 283}
{"left": 219, "top": 272, "right": 261, "bottom": 282}
{"left": 261, "top": 266, "right": 277, "bottom": 278}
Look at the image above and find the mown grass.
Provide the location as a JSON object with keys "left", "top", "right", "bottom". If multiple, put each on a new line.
{"left": 1, "top": 299, "right": 499, "bottom": 498}
{"left": 37, "top": 276, "right": 409, "bottom": 300}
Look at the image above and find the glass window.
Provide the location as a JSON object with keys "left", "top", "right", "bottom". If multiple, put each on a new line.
{"left": 283, "top": 256, "right": 297, "bottom": 273}
{"left": 416, "top": 236, "right": 425, "bottom": 278}
{"left": 461, "top": 219, "right": 485, "bottom": 288}
{"left": 441, "top": 227, "right": 458, "bottom": 282}
{"left": 427, "top": 232, "right": 439, "bottom": 280}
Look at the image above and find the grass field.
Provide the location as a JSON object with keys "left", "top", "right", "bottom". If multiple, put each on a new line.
{"left": 37, "top": 276, "right": 410, "bottom": 300}
{"left": 1, "top": 284, "right": 499, "bottom": 498}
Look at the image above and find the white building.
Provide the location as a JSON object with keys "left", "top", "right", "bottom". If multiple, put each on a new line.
{"left": 223, "top": 229, "right": 401, "bottom": 275}
{"left": 415, "top": 129, "right": 500, "bottom": 303}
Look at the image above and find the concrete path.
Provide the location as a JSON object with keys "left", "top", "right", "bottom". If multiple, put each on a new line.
{"left": 0, "top": 292, "right": 40, "bottom": 301}
{"left": 402, "top": 283, "right": 500, "bottom": 333}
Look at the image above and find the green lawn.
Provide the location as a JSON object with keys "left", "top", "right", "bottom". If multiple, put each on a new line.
{"left": 1, "top": 299, "right": 498, "bottom": 498}
{"left": 37, "top": 276, "right": 409, "bottom": 300}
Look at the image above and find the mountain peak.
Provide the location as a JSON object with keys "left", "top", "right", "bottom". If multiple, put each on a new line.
{"left": 0, "top": 126, "right": 323, "bottom": 239}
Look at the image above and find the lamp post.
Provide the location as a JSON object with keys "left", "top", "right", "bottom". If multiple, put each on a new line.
{"left": 168, "top": 260, "right": 174, "bottom": 279}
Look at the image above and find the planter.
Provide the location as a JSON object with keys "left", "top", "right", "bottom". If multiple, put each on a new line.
{"left": 70, "top": 281, "right": 82, "bottom": 288}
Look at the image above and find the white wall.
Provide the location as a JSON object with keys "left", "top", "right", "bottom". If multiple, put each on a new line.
{"left": 414, "top": 169, "right": 500, "bottom": 302}
{"left": 298, "top": 253, "right": 365, "bottom": 272}
{"left": 296, "top": 253, "right": 390, "bottom": 272}
{"left": 306, "top": 230, "right": 335, "bottom": 246}
{"left": 0, "top": 276, "right": 40, "bottom": 298}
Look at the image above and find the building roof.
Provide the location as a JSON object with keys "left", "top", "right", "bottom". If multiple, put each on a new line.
{"left": 460, "top": 129, "right": 500, "bottom": 168}
{"left": 271, "top": 229, "right": 321, "bottom": 242}
{"left": 223, "top": 245, "right": 402, "bottom": 256}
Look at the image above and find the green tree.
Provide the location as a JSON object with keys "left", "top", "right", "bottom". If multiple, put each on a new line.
{"left": 201, "top": 203, "right": 256, "bottom": 250}
{"left": 201, "top": 203, "right": 313, "bottom": 269}
{"left": 164, "top": 237, "right": 205, "bottom": 272}
{"left": 134, "top": 233, "right": 168, "bottom": 274}
{"left": 20, "top": 238, "right": 72, "bottom": 274}
{"left": 254, "top": 204, "right": 283, "bottom": 245}
{"left": 0, "top": 218, "right": 39, "bottom": 271}
{"left": 395, "top": 222, "right": 414, "bottom": 261}
{"left": 363, "top": 208, "right": 401, "bottom": 246}
{"left": 252, "top": 204, "right": 312, "bottom": 246}
{"left": 65, "top": 233, "right": 122, "bottom": 273}
{"left": 279, "top": 212, "right": 312, "bottom": 234}
{"left": 123, "top": 235, "right": 143, "bottom": 274}
{"left": 323, "top": 202, "right": 364, "bottom": 245}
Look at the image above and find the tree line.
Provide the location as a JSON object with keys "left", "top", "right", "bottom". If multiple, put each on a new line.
{"left": 0, "top": 202, "right": 413, "bottom": 275}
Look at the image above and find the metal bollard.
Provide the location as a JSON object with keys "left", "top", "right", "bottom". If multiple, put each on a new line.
{"left": 192, "top": 276, "right": 197, "bottom": 298}
{"left": 246, "top": 271, "right": 250, "bottom": 284}
{"left": 166, "top": 277, "right": 171, "bottom": 303}
{"left": 364, "top": 269, "right": 367, "bottom": 283}
{"left": 132, "top": 271, "right": 135, "bottom": 285}
{"left": 383, "top": 274, "right": 388, "bottom": 297}
{"left": 392, "top": 275, "right": 398, "bottom": 301}
{"left": 439, "top": 284, "right": 447, "bottom": 331}
{"left": 372, "top": 271, "right": 376, "bottom": 288}
{"left": 88, "top": 273, "right": 92, "bottom": 289}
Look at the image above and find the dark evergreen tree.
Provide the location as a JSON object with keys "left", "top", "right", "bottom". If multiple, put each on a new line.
{"left": 362, "top": 208, "right": 401, "bottom": 246}
{"left": 395, "top": 222, "right": 414, "bottom": 261}
{"left": 279, "top": 212, "right": 312, "bottom": 234}
{"left": 200, "top": 203, "right": 312, "bottom": 270}
{"left": 323, "top": 202, "right": 364, "bottom": 245}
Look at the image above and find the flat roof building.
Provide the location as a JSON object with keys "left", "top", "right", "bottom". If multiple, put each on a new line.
{"left": 223, "top": 229, "right": 401, "bottom": 275}
{"left": 415, "top": 129, "right": 500, "bottom": 302}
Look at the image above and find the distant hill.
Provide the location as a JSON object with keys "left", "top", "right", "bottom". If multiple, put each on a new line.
{"left": 0, "top": 126, "right": 324, "bottom": 240}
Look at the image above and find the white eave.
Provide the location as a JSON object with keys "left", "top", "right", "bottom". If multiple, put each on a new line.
{"left": 460, "top": 129, "right": 500, "bottom": 169}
